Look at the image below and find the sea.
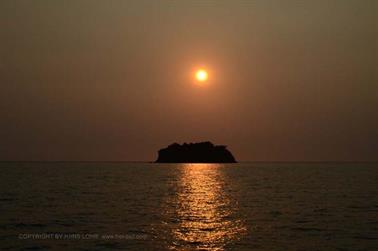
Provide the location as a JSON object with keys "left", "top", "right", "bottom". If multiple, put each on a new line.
{"left": 0, "top": 162, "right": 377, "bottom": 251}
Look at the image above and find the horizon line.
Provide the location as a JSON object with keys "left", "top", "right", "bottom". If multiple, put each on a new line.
{"left": 0, "top": 160, "right": 377, "bottom": 163}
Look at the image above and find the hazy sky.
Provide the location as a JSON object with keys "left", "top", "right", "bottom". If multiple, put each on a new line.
{"left": 1, "top": 0, "right": 377, "bottom": 161}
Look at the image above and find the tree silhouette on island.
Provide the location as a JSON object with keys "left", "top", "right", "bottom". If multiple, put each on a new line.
{"left": 155, "top": 141, "right": 237, "bottom": 163}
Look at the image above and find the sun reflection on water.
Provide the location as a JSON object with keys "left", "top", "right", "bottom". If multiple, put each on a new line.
{"left": 168, "top": 164, "right": 246, "bottom": 250}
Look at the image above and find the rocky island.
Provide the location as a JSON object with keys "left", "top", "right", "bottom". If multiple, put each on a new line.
{"left": 155, "top": 141, "right": 237, "bottom": 163}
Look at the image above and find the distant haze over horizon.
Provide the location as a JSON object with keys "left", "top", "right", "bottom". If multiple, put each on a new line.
{"left": 1, "top": 0, "right": 377, "bottom": 161}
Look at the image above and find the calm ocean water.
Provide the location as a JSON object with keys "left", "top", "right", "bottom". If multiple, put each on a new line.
{"left": 0, "top": 162, "right": 377, "bottom": 250}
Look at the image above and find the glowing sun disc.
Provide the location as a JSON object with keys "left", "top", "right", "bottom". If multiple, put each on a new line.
{"left": 195, "top": 69, "right": 208, "bottom": 82}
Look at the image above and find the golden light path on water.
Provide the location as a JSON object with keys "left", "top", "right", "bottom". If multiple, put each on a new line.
{"left": 167, "top": 164, "right": 246, "bottom": 250}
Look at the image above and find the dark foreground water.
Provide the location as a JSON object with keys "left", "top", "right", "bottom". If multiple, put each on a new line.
{"left": 0, "top": 162, "right": 377, "bottom": 251}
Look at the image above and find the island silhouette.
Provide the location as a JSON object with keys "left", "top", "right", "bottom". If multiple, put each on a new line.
{"left": 155, "top": 141, "right": 237, "bottom": 163}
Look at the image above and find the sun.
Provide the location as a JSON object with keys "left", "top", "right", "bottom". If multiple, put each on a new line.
{"left": 195, "top": 69, "right": 208, "bottom": 82}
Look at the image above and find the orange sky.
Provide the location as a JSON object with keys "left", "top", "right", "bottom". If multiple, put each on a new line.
{"left": 0, "top": 0, "right": 377, "bottom": 161}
